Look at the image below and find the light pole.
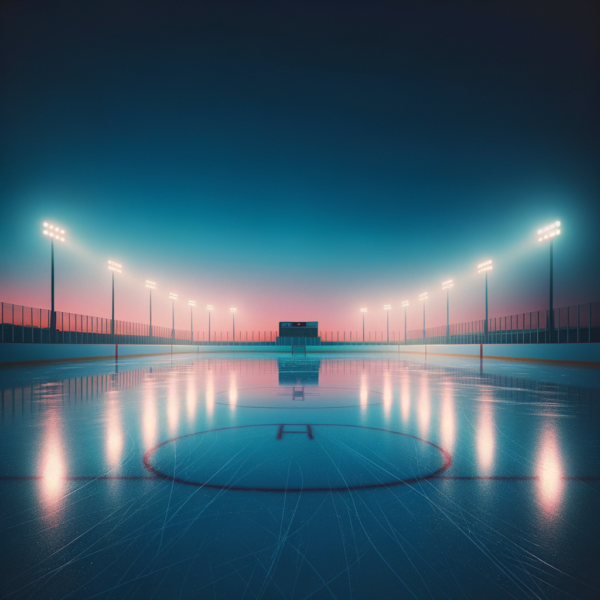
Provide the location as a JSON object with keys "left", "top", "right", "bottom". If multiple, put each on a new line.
{"left": 108, "top": 261, "right": 122, "bottom": 343}
{"left": 207, "top": 305, "right": 214, "bottom": 344}
{"left": 402, "top": 301, "right": 409, "bottom": 345}
{"left": 146, "top": 281, "right": 156, "bottom": 339}
{"left": 189, "top": 301, "right": 196, "bottom": 344}
{"left": 537, "top": 221, "right": 561, "bottom": 342}
{"left": 230, "top": 308, "right": 236, "bottom": 342}
{"left": 442, "top": 279, "right": 453, "bottom": 342}
{"left": 419, "top": 293, "right": 428, "bottom": 342}
{"left": 384, "top": 305, "right": 391, "bottom": 343}
{"left": 477, "top": 260, "right": 493, "bottom": 342}
{"left": 360, "top": 308, "right": 367, "bottom": 342}
{"left": 169, "top": 293, "right": 178, "bottom": 341}
{"left": 42, "top": 222, "right": 66, "bottom": 337}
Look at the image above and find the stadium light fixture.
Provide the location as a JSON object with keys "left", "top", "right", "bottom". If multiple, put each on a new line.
{"left": 442, "top": 280, "right": 453, "bottom": 340}
{"left": 189, "top": 301, "right": 196, "bottom": 343}
{"left": 230, "top": 308, "right": 236, "bottom": 342}
{"left": 360, "top": 308, "right": 367, "bottom": 342}
{"left": 42, "top": 222, "right": 66, "bottom": 333}
{"left": 401, "top": 301, "right": 409, "bottom": 344}
{"left": 384, "top": 305, "right": 391, "bottom": 343}
{"left": 537, "top": 221, "right": 561, "bottom": 342}
{"left": 169, "top": 293, "right": 177, "bottom": 341}
{"left": 419, "top": 293, "right": 427, "bottom": 341}
{"left": 107, "top": 260, "right": 123, "bottom": 341}
{"left": 477, "top": 260, "right": 492, "bottom": 340}
{"left": 206, "top": 304, "right": 214, "bottom": 345}
{"left": 146, "top": 281, "right": 156, "bottom": 338}
{"left": 537, "top": 221, "right": 561, "bottom": 242}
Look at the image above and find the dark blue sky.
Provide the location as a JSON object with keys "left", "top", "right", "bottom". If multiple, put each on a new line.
{"left": 1, "top": 0, "right": 599, "bottom": 335}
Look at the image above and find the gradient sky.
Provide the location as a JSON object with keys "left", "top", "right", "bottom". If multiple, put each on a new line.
{"left": 1, "top": 0, "right": 599, "bottom": 337}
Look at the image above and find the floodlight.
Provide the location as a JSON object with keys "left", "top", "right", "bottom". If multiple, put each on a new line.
{"left": 206, "top": 304, "right": 214, "bottom": 310}
{"left": 401, "top": 300, "right": 409, "bottom": 307}
{"left": 230, "top": 307, "right": 236, "bottom": 313}
{"left": 169, "top": 293, "right": 178, "bottom": 300}
{"left": 419, "top": 292, "right": 428, "bottom": 300}
{"left": 145, "top": 280, "right": 156, "bottom": 289}
{"left": 188, "top": 300, "right": 196, "bottom": 307}
{"left": 42, "top": 222, "right": 66, "bottom": 242}
{"left": 537, "top": 221, "right": 562, "bottom": 242}
{"left": 442, "top": 279, "right": 454, "bottom": 290}
{"left": 478, "top": 260, "right": 493, "bottom": 273}
{"left": 108, "top": 260, "right": 122, "bottom": 274}
{"left": 360, "top": 308, "right": 367, "bottom": 313}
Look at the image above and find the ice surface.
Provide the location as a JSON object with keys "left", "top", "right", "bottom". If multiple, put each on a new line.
{"left": 0, "top": 352, "right": 599, "bottom": 599}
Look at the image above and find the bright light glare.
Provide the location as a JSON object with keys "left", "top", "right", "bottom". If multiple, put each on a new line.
{"left": 169, "top": 293, "right": 178, "bottom": 300}
{"left": 401, "top": 301, "right": 409, "bottom": 307}
{"left": 384, "top": 304, "right": 391, "bottom": 310}
{"left": 230, "top": 307, "right": 236, "bottom": 313}
{"left": 478, "top": 259, "right": 493, "bottom": 273}
{"left": 537, "top": 220, "right": 562, "bottom": 242}
{"left": 42, "top": 222, "right": 66, "bottom": 241}
{"left": 188, "top": 300, "right": 196, "bottom": 306}
{"left": 360, "top": 308, "right": 367, "bottom": 313}
{"left": 206, "top": 305, "right": 214, "bottom": 310}
{"left": 442, "top": 279, "right": 454, "bottom": 289}
{"left": 145, "top": 280, "right": 156, "bottom": 289}
{"left": 419, "top": 292, "right": 428, "bottom": 300}
{"left": 107, "top": 260, "right": 122, "bottom": 274}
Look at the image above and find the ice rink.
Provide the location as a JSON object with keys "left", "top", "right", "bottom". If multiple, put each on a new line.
{"left": 0, "top": 352, "right": 599, "bottom": 599}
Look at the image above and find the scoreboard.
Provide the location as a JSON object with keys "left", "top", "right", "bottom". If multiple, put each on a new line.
{"left": 279, "top": 321, "right": 318, "bottom": 338}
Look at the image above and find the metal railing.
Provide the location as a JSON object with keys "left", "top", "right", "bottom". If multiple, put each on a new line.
{"left": 406, "top": 301, "right": 599, "bottom": 345}
{"left": 1, "top": 300, "right": 598, "bottom": 347}
{"left": 0, "top": 303, "right": 278, "bottom": 346}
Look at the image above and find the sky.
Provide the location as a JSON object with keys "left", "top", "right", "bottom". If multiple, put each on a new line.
{"left": 1, "top": 0, "right": 599, "bottom": 338}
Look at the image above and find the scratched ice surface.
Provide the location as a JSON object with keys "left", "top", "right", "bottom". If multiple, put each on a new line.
{"left": 0, "top": 353, "right": 599, "bottom": 599}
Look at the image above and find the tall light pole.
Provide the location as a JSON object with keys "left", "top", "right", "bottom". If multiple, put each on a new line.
{"left": 477, "top": 260, "right": 493, "bottom": 342}
{"left": 169, "top": 293, "right": 178, "bottom": 341}
{"left": 146, "top": 281, "right": 156, "bottom": 338}
{"left": 230, "top": 308, "right": 236, "bottom": 342}
{"left": 189, "top": 300, "right": 196, "bottom": 343}
{"left": 207, "top": 305, "right": 214, "bottom": 344}
{"left": 42, "top": 222, "right": 66, "bottom": 336}
{"left": 360, "top": 308, "right": 367, "bottom": 342}
{"left": 402, "top": 301, "right": 409, "bottom": 345}
{"left": 537, "top": 221, "right": 561, "bottom": 343}
{"left": 442, "top": 279, "right": 453, "bottom": 342}
{"left": 108, "top": 261, "right": 122, "bottom": 343}
{"left": 384, "top": 305, "right": 391, "bottom": 343}
{"left": 419, "top": 293, "right": 428, "bottom": 341}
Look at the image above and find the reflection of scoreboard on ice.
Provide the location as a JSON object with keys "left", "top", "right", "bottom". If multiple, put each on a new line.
{"left": 277, "top": 321, "right": 321, "bottom": 346}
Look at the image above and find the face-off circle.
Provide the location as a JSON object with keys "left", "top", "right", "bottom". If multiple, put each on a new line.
{"left": 143, "top": 424, "right": 452, "bottom": 492}
{"left": 212, "top": 386, "right": 386, "bottom": 409}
